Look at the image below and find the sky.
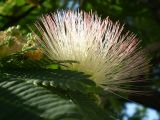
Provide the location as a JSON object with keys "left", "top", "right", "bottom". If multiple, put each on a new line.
{"left": 123, "top": 103, "right": 160, "bottom": 120}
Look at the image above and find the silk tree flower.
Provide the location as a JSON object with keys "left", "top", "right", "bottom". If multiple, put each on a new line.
{"left": 34, "top": 10, "right": 149, "bottom": 93}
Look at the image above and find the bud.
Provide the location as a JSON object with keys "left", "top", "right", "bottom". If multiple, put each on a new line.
{"left": 0, "top": 26, "right": 24, "bottom": 57}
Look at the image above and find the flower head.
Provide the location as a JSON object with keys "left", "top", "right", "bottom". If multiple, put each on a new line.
{"left": 34, "top": 10, "right": 149, "bottom": 93}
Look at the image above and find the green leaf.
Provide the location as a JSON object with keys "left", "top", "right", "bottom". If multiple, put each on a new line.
{"left": 0, "top": 81, "right": 82, "bottom": 120}
{"left": 0, "top": 67, "right": 100, "bottom": 94}
{"left": 0, "top": 67, "right": 112, "bottom": 120}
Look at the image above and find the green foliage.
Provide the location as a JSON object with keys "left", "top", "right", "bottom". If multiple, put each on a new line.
{"left": 0, "top": 79, "right": 82, "bottom": 120}
{"left": 0, "top": 67, "right": 101, "bottom": 94}
{"left": 0, "top": 52, "right": 111, "bottom": 119}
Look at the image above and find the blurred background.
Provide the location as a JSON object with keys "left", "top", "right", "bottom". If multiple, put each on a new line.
{"left": 0, "top": 0, "right": 160, "bottom": 119}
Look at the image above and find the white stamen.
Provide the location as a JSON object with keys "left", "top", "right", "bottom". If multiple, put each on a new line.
{"left": 34, "top": 10, "right": 149, "bottom": 93}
